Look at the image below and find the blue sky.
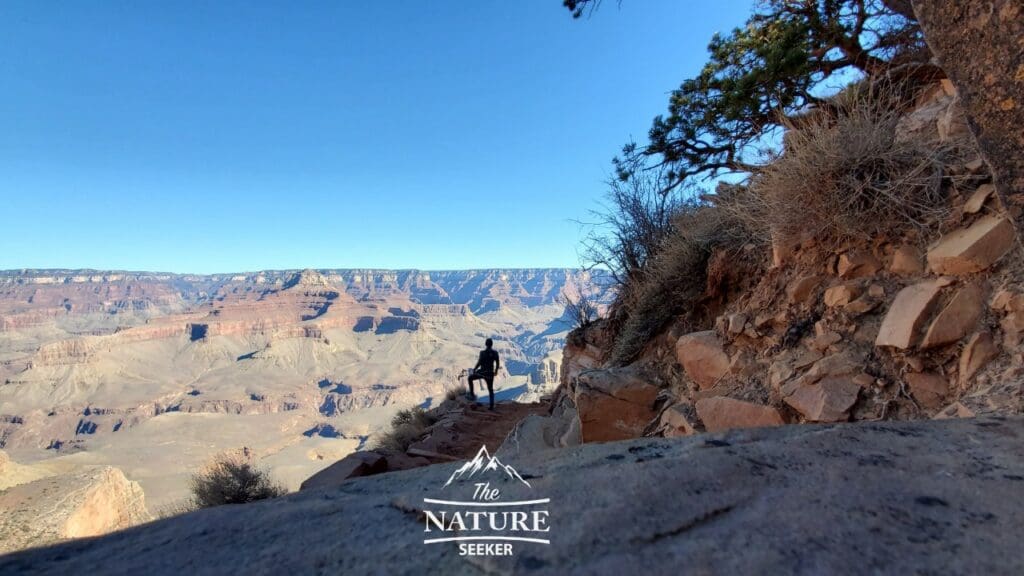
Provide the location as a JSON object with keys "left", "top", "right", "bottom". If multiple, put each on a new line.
{"left": 0, "top": 1, "right": 753, "bottom": 273}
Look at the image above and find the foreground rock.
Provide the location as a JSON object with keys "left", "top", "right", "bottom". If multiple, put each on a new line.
{"left": 0, "top": 466, "right": 149, "bottom": 555}
{"left": 3, "top": 417, "right": 1023, "bottom": 574}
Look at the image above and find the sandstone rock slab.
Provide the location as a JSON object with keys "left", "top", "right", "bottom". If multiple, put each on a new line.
{"left": 695, "top": 397, "right": 784, "bottom": 432}
{"left": 783, "top": 376, "right": 861, "bottom": 422}
{"left": 926, "top": 215, "right": 1016, "bottom": 275}
{"left": 574, "top": 368, "right": 660, "bottom": 443}
{"left": 837, "top": 251, "right": 882, "bottom": 279}
{"left": 675, "top": 331, "right": 730, "bottom": 389}
{"left": 824, "top": 282, "right": 863, "bottom": 308}
{"left": 963, "top": 184, "right": 995, "bottom": 214}
{"left": 889, "top": 245, "right": 924, "bottom": 276}
{"left": 905, "top": 372, "right": 949, "bottom": 411}
{"left": 920, "top": 283, "right": 985, "bottom": 349}
{"left": 959, "top": 332, "right": 999, "bottom": 387}
{"left": 659, "top": 404, "right": 697, "bottom": 438}
{"left": 875, "top": 279, "right": 950, "bottom": 349}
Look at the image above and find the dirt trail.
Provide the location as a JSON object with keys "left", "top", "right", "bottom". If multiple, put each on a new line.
{"left": 411, "top": 398, "right": 551, "bottom": 460}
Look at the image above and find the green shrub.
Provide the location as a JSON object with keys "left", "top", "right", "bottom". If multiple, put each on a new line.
{"left": 189, "top": 454, "right": 285, "bottom": 508}
{"left": 374, "top": 407, "right": 437, "bottom": 454}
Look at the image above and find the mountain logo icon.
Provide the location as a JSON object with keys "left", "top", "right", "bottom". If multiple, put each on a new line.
{"left": 443, "top": 445, "right": 532, "bottom": 488}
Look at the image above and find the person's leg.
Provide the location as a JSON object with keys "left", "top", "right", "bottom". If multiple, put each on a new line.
{"left": 467, "top": 373, "right": 478, "bottom": 399}
{"left": 486, "top": 375, "right": 494, "bottom": 410}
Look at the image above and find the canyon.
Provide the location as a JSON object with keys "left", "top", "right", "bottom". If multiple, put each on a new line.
{"left": 0, "top": 268, "right": 608, "bottom": 514}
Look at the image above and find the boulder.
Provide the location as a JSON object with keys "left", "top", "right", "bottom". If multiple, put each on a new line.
{"left": 768, "top": 349, "right": 822, "bottom": 390}
{"left": 920, "top": 283, "right": 985, "bottom": 349}
{"left": 889, "top": 245, "right": 924, "bottom": 276}
{"left": 837, "top": 251, "right": 882, "bottom": 279}
{"left": 845, "top": 294, "right": 882, "bottom": 316}
{"left": 926, "top": 215, "right": 1016, "bottom": 275}
{"left": 809, "top": 321, "right": 842, "bottom": 351}
{"left": 959, "top": 332, "right": 998, "bottom": 387}
{"left": 875, "top": 279, "right": 950, "bottom": 349}
{"left": 780, "top": 352, "right": 866, "bottom": 422}
{"left": 695, "top": 397, "right": 785, "bottom": 432}
{"left": 498, "top": 397, "right": 582, "bottom": 458}
{"left": 574, "top": 368, "right": 660, "bottom": 443}
{"left": 786, "top": 275, "right": 822, "bottom": 305}
{"left": 299, "top": 451, "right": 388, "bottom": 491}
{"left": 905, "top": 372, "right": 950, "bottom": 411}
{"left": 727, "top": 313, "right": 748, "bottom": 335}
{"left": 659, "top": 404, "right": 697, "bottom": 438}
{"left": 783, "top": 376, "right": 861, "bottom": 422}
{"left": 963, "top": 184, "right": 995, "bottom": 214}
{"left": 674, "top": 331, "right": 730, "bottom": 389}
{"left": 824, "top": 282, "right": 863, "bottom": 308}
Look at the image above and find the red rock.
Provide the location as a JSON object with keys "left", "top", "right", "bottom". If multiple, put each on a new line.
{"left": 782, "top": 376, "right": 861, "bottom": 422}
{"left": 727, "top": 313, "right": 748, "bottom": 335}
{"left": 674, "top": 331, "right": 730, "bottom": 389}
{"left": 786, "top": 276, "right": 822, "bottom": 305}
{"left": 990, "top": 289, "right": 1014, "bottom": 311}
{"left": 920, "top": 283, "right": 985, "bottom": 349}
{"left": 889, "top": 245, "right": 924, "bottom": 276}
{"left": 824, "top": 282, "right": 863, "bottom": 308}
{"left": 659, "top": 404, "right": 697, "bottom": 438}
{"left": 959, "top": 332, "right": 998, "bottom": 387}
{"left": 904, "top": 372, "right": 949, "bottom": 410}
{"left": 837, "top": 251, "right": 882, "bottom": 279}
{"left": 695, "top": 397, "right": 785, "bottom": 432}
{"left": 875, "top": 279, "right": 950, "bottom": 349}
{"left": 927, "top": 215, "right": 1017, "bottom": 275}
{"left": 963, "top": 184, "right": 995, "bottom": 214}
{"left": 574, "top": 368, "right": 660, "bottom": 443}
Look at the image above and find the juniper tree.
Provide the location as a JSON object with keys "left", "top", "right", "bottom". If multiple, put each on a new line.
{"left": 564, "top": 0, "right": 936, "bottom": 191}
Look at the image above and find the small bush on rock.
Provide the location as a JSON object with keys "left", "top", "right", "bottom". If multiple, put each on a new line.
{"left": 190, "top": 453, "right": 285, "bottom": 508}
{"left": 374, "top": 407, "right": 437, "bottom": 453}
{"left": 445, "top": 385, "right": 468, "bottom": 401}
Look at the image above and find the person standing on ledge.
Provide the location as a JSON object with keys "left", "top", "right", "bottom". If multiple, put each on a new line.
{"left": 468, "top": 338, "right": 500, "bottom": 410}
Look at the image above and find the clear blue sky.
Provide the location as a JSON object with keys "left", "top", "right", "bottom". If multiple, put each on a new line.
{"left": 1, "top": 1, "right": 753, "bottom": 273}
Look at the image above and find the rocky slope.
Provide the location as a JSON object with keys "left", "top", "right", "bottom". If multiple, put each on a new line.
{"left": 535, "top": 77, "right": 1023, "bottom": 453}
{"left": 1, "top": 417, "right": 1022, "bottom": 574}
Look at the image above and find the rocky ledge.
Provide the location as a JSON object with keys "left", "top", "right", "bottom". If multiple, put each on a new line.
{"left": 1, "top": 417, "right": 1022, "bottom": 574}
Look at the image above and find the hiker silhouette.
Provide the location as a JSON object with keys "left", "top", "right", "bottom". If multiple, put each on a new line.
{"left": 468, "top": 338, "right": 500, "bottom": 410}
